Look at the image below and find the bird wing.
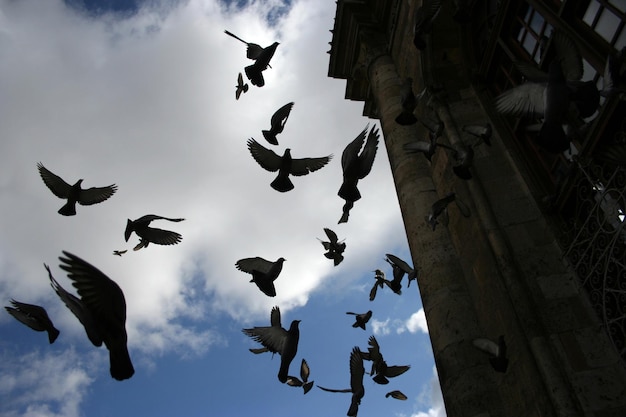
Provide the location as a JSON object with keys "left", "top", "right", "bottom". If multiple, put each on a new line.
{"left": 385, "top": 254, "right": 413, "bottom": 274}
{"left": 289, "top": 155, "right": 333, "bottom": 176}
{"left": 78, "top": 184, "right": 117, "bottom": 206}
{"left": 495, "top": 83, "right": 546, "bottom": 116}
{"left": 270, "top": 305, "right": 282, "bottom": 327}
{"left": 58, "top": 251, "right": 127, "bottom": 331}
{"left": 270, "top": 102, "right": 294, "bottom": 129}
{"left": 286, "top": 376, "right": 303, "bottom": 387}
{"left": 46, "top": 263, "right": 103, "bottom": 346}
{"left": 247, "top": 139, "right": 283, "bottom": 172}
{"left": 341, "top": 125, "right": 368, "bottom": 171}
{"left": 552, "top": 31, "right": 583, "bottom": 81}
{"left": 349, "top": 346, "right": 365, "bottom": 394}
{"left": 385, "top": 390, "right": 408, "bottom": 400}
{"left": 242, "top": 325, "right": 288, "bottom": 355}
{"left": 317, "top": 386, "right": 352, "bottom": 393}
{"left": 357, "top": 125, "right": 379, "bottom": 179}
{"left": 5, "top": 300, "right": 49, "bottom": 331}
{"left": 384, "top": 364, "right": 410, "bottom": 378}
{"left": 324, "top": 228, "right": 339, "bottom": 243}
{"left": 300, "top": 358, "right": 310, "bottom": 382}
{"left": 138, "top": 227, "right": 182, "bottom": 245}
{"left": 369, "top": 281, "right": 379, "bottom": 301}
{"left": 37, "top": 162, "right": 72, "bottom": 198}
{"left": 133, "top": 214, "right": 185, "bottom": 224}
{"left": 235, "top": 257, "right": 273, "bottom": 274}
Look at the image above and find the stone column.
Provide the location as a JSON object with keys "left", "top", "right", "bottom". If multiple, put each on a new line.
{"left": 358, "top": 30, "right": 506, "bottom": 417}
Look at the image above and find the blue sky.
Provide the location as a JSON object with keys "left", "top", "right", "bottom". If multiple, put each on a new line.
{"left": 0, "top": 1, "right": 445, "bottom": 416}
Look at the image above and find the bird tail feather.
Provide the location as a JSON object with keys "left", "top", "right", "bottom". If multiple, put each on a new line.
{"left": 58, "top": 201, "right": 76, "bottom": 216}
{"left": 48, "top": 327, "right": 60, "bottom": 344}
{"left": 110, "top": 345, "right": 135, "bottom": 381}
{"left": 262, "top": 130, "right": 278, "bottom": 145}
{"left": 271, "top": 176, "right": 294, "bottom": 192}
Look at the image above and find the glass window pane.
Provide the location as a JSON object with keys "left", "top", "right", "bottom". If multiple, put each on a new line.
{"left": 518, "top": 28, "right": 526, "bottom": 43}
{"left": 608, "top": 0, "right": 626, "bottom": 13}
{"left": 523, "top": 34, "right": 538, "bottom": 57}
{"left": 530, "top": 11, "right": 545, "bottom": 34}
{"left": 596, "top": 8, "right": 621, "bottom": 43}
{"left": 615, "top": 26, "right": 626, "bottom": 49}
{"left": 582, "top": 59, "right": 597, "bottom": 81}
{"left": 583, "top": 0, "right": 601, "bottom": 26}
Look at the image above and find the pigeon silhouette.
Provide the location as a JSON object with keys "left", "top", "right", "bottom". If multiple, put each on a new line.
{"left": 369, "top": 269, "right": 390, "bottom": 301}
{"left": 395, "top": 78, "right": 418, "bottom": 125}
{"left": 37, "top": 162, "right": 117, "bottom": 216}
{"left": 385, "top": 390, "right": 408, "bottom": 400}
{"left": 235, "top": 257, "right": 285, "bottom": 297}
{"left": 462, "top": 123, "right": 492, "bottom": 146}
{"left": 244, "top": 42, "right": 279, "bottom": 87}
{"left": 5, "top": 299, "right": 60, "bottom": 344}
{"left": 58, "top": 251, "right": 134, "bottom": 380}
{"left": 346, "top": 310, "right": 372, "bottom": 330}
{"left": 339, "top": 124, "right": 379, "bottom": 203}
{"left": 235, "top": 72, "right": 248, "bottom": 100}
{"left": 317, "top": 346, "right": 365, "bottom": 417}
{"left": 426, "top": 192, "right": 471, "bottom": 230}
{"left": 413, "top": 0, "right": 442, "bottom": 50}
{"left": 361, "top": 335, "right": 410, "bottom": 385}
{"left": 224, "top": 30, "right": 265, "bottom": 61}
{"left": 318, "top": 227, "right": 346, "bottom": 266}
{"left": 262, "top": 102, "right": 294, "bottom": 145}
{"left": 45, "top": 263, "right": 102, "bottom": 347}
{"left": 473, "top": 335, "right": 508, "bottom": 373}
{"left": 385, "top": 254, "right": 418, "bottom": 287}
{"left": 124, "top": 215, "right": 184, "bottom": 250}
{"left": 113, "top": 250, "right": 127, "bottom": 257}
{"left": 286, "top": 358, "right": 314, "bottom": 394}
{"left": 403, "top": 118, "right": 443, "bottom": 162}
{"left": 247, "top": 138, "right": 333, "bottom": 192}
{"left": 242, "top": 309, "right": 300, "bottom": 383}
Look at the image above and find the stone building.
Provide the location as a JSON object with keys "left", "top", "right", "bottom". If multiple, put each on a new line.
{"left": 328, "top": 0, "right": 626, "bottom": 416}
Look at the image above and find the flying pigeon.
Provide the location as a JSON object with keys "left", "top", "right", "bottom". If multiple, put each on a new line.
{"left": 58, "top": 251, "right": 134, "bottom": 380}
{"left": 5, "top": 299, "right": 60, "bottom": 344}
{"left": 462, "top": 123, "right": 492, "bottom": 146}
{"left": 224, "top": 30, "right": 265, "bottom": 61}
{"left": 317, "top": 346, "right": 365, "bottom": 417}
{"left": 244, "top": 42, "right": 279, "bottom": 87}
{"left": 286, "top": 358, "right": 314, "bottom": 394}
{"left": 124, "top": 215, "right": 184, "bottom": 250}
{"left": 385, "top": 254, "right": 418, "bottom": 287}
{"left": 346, "top": 310, "right": 372, "bottom": 330}
{"left": 495, "top": 31, "right": 599, "bottom": 152}
{"left": 385, "top": 390, "right": 408, "bottom": 400}
{"left": 235, "top": 256, "right": 285, "bottom": 297}
{"left": 235, "top": 72, "right": 248, "bottom": 100}
{"left": 426, "top": 192, "right": 471, "bottom": 230}
{"left": 395, "top": 78, "right": 418, "bottom": 125}
{"left": 318, "top": 228, "right": 346, "bottom": 266}
{"left": 403, "top": 118, "right": 443, "bottom": 162}
{"left": 37, "top": 162, "right": 117, "bottom": 216}
{"left": 338, "top": 124, "right": 379, "bottom": 203}
{"left": 46, "top": 263, "right": 102, "bottom": 347}
{"left": 247, "top": 138, "right": 333, "bottom": 192}
{"left": 361, "top": 335, "right": 410, "bottom": 385}
{"left": 473, "top": 335, "right": 508, "bottom": 373}
{"left": 413, "top": 0, "right": 442, "bottom": 50}
{"left": 262, "top": 102, "right": 294, "bottom": 145}
{"left": 369, "top": 269, "right": 390, "bottom": 301}
{"left": 113, "top": 250, "right": 127, "bottom": 257}
{"left": 242, "top": 309, "right": 300, "bottom": 383}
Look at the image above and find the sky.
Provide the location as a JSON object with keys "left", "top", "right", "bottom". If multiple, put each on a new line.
{"left": 0, "top": 1, "right": 446, "bottom": 416}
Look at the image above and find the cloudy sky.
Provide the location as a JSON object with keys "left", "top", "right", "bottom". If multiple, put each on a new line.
{"left": 0, "top": 0, "right": 446, "bottom": 416}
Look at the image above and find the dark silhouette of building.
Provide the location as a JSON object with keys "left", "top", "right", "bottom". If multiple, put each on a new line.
{"left": 328, "top": 1, "right": 626, "bottom": 416}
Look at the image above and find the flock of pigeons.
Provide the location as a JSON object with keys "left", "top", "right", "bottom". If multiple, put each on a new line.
{"left": 9, "top": 7, "right": 623, "bottom": 413}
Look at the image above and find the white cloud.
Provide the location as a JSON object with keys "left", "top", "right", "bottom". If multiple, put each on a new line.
{"left": 405, "top": 309, "right": 429, "bottom": 334}
{"left": 413, "top": 365, "right": 447, "bottom": 417}
{"left": 0, "top": 348, "right": 95, "bottom": 417}
{"left": 372, "top": 318, "right": 391, "bottom": 335}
